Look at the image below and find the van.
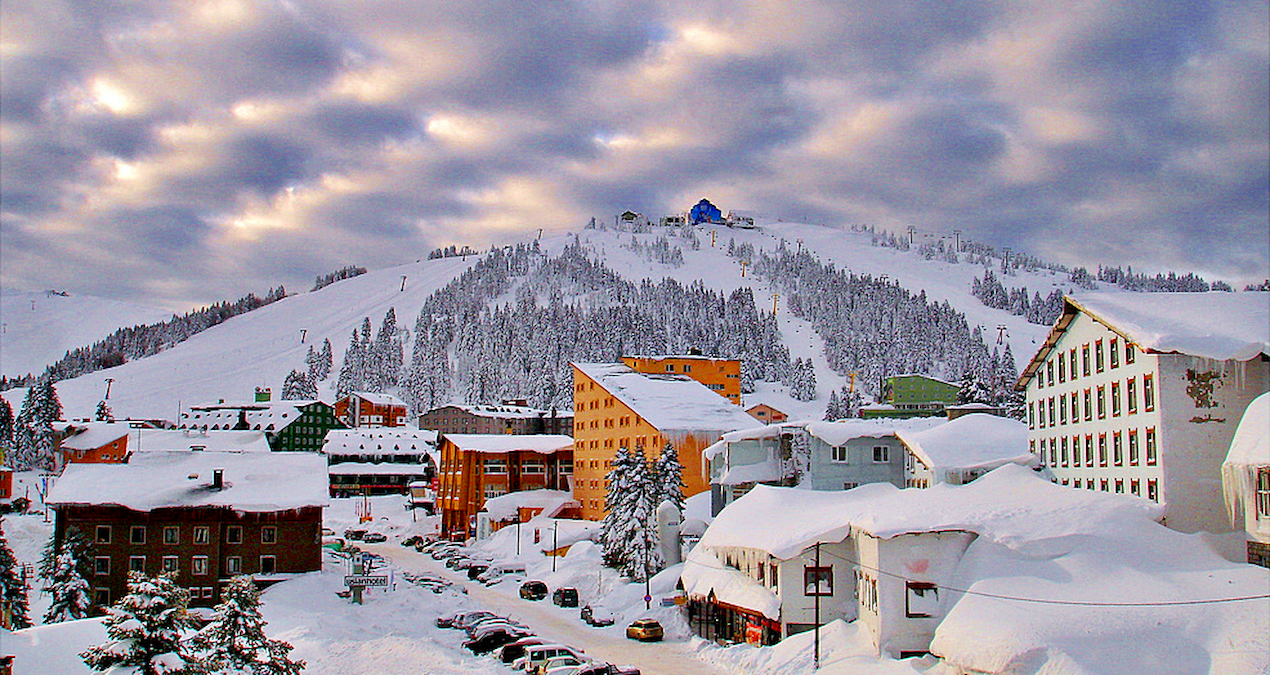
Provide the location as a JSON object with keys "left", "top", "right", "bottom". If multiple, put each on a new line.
{"left": 512, "top": 644, "right": 585, "bottom": 672}
{"left": 478, "top": 562, "right": 527, "bottom": 584}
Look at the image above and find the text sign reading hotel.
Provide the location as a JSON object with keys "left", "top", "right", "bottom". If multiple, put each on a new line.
{"left": 345, "top": 575, "right": 389, "bottom": 587}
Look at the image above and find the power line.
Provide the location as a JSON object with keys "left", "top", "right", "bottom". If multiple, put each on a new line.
{"left": 681, "top": 549, "right": 1270, "bottom": 608}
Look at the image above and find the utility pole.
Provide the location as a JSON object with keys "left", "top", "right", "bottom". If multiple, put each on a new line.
{"left": 299, "top": 329, "right": 307, "bottom": 343}
{"left": 711, "top": 231, "right": 716, "bottom": 247}
{"left": 814, "top": 542, "right": 821, "bottom": 669}
{"left": 401, "top": 276, "right": 407, "bottom": 292}
{"left": 772, "top": 293, "right": 779, "bottom": 316}
{"left": 643, "top": 521, "right": 652, "bottom": 610}
{"left": 953, "top": 229, "right": 963, "bottom": 252}
{"left": 741, "top": 261, "right": 748, "bottom": 277}
{"left": 104, "top": 378, "right": 115, "bottom": 400}
{"left": 552, "top": 521, "right": 559, "bottom": 572}
{"left": 516, "top": 518, "right": 521, "bottom": 555}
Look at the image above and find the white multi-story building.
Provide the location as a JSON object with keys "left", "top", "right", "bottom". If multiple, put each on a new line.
{"left": 1018, "top": 292, "right": 1269, "bottom": 533}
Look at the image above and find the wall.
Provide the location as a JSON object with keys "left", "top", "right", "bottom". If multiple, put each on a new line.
{"left": 776, "top": 541, "right": 857, "bottom": 634}
{"left": 807, "top": 435, "right": 905, "bottom": 491}
{"left": 621, "top": 356, "right": 742, "bottom": 404}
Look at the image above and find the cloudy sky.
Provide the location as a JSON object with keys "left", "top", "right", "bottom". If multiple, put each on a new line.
{"left": 2, "top": 0, "right": 1267, "bottom": 309}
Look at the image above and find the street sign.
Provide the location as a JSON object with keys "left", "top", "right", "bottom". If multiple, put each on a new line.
{"left": 345, "top": 575, "right": 388, "bottom": 587}
{"left": 643, "top": 594, "right": 652, "bottom": 604}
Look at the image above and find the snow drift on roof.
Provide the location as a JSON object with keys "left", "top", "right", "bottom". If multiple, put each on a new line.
{"left": 1224, "top": 392, "right": 1269, "bottom": 468}
{"left": 47, "top": 451, "right": 329, "bottom": 512}
{"left": 322, "top": 428, "right": 437, "bottom": 456}
{"left": 896, "top": 414, "right": 1034, "bottom": 472}
{"left": 699, "top": 465, "right": 1162, "bottom": 560}
{"left": 181, "top": 401, "right": 308, "bottom": 430}
{"left": 481, "top": 489, "right": 573, "bottom": 521}
{"left": 59, "top": 422, "right": 129, "bottom": 450}
{"left": 1070, "top": 291, "right": 1270, "bottom": 361}
{"left": 573, "top": 362, "right": 758, "bottom": 434}
{"left": 442, "top": 434, "right": 574, "bottom": 454}
{"left": 680, "top": 546, "right": 782, "bottom": 620}
{"left": 134, "top": 428, "right": 272, "bottom": 453}
{"left": 805, "top": 417, "right": 942, "bottom": 446}
{"left": 348, "top": 391, "right": 406, "bottom": 406}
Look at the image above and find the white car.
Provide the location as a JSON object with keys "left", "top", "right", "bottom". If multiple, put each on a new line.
{"left": 512, "top": 644, "right": 585, "bottom": 672}
{"left": 538, "top": 655, "right": 588, "bottom": 675}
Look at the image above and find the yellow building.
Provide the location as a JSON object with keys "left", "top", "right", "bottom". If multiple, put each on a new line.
{"left": 572, "top": 362, "right": 758, "bottom": 520}
{"left": 620, "top": 355, "right": 742, "bottom": 404}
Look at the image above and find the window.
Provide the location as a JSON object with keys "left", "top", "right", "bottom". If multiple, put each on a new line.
{"left": 1058, "top": 356, "right": 1066, "bottom": 383}
{"left": 1069, "top": 349, "right": 1078, "bottom": 381}
{"left": 226, "top": 556, "right": 242, "bottom": 574}
{"left": 1147, "top": 479, "right": 1158, "bottom": 503}
{"left": 872, "top": 446, "right": 890, "bottom": 463}
{"left": 804, "top": 566, "right": 832, "bottom": 596}
{"left": 1125, "top": 342, "right": 1135, "bottom": 364}
{"left": 163, "top": 526, "right": 180, "bottom": 545}
{"left": 1127, "top": 378, "right": 1138, "bottom": 414}
{"left": 1256, "top": 468, "right": 1270, "bottom": 520}
{"left": 1070, "top": 395, "right": 1078, "bottom": 423}
{"left": 193, "top": 527, "right": 209, "bottom": 545}
{"left": 130, "top": 526, "right": 146, "bottom": 544}
{"left": 1096, "top": 386, "right": 1106, "bottom": 419}
{"left": 1071, "top": 436, "right": 1081, "bottom": 467}
{"left": 96, "top": 526, "right": 112, "bottom": 544}
{"left": 906, "top": 582, "right": 939, "bottom": 618}
{"left": 1083, "top": 390, "right": 1092, "bottom": 421}
{"left": 1038, "top": 402, "right": 1046, "bottom": 428}
{"left": 521, "top": 459, "right": 546, "bottom": 474}
{"left": 1082, "top": 345, "right": 1091, "bottom": 376}
{"left": 1095, "top": 340, "right": 1104, "bottom": 372}
{"left": 129, "top": 556, "right": 146, "bottom": 573}
{"left": 1145, "top": 428, "right": 1158, "bottom": 466}
{"left": 227, "top": 526, "right": 243, "bottom": 544}
{"left": 1059, "top": 394, "right": 1067, "bottom": 425}
{"left": 1130, "top": 479, "right": 1140, "bottom": 496}
{"left": 95, "top": 556, "right": 110, "bottom": 575}
{"left": 1060, "top": 437, "right": 1069, "bottom": 467}
{"left": 1128, "top": 431, "right": 1140, "bottom": 466}
{"left": 260, "top": 555, "right": 277, "bottom": 575}
{"left": 1028, "top": 402, "right": 1035, "bottom": 429}
{"left": 1048, "top": 398, "right": 1056, "bottom": 426}
{"left": 162, "top": 556, "right": 178, "bottom": 573}
{"left": 261, "top": 527, "right": 277, "bottom": 545}
{"left": 1110, "top": 339, "right": 1120, "bottom": 368}
{"left": 1098, "top": 434, "right": 1108, "bottom": 467}
{"left": 1115, "top": 479, "right": 1124, "bottom": 493}
{"left": 1046, "top": 361, "right": 1054, "bottom": 387}
{"left": 1113, "top": 432, "right": 1123, "bottom": 466}
{"left": 1084, "top": 435, "right": 1094, "bottom": 466}
{"left": 1143, "top": 375, "right": 1155, "bottom": 411}
{"left": 831, "top": 445, "right": 849, "bottom": 463}
{"left": 1100, "top": 479, "right": 1109, "bottom": 492}
{"left": 484, "top": 483, "right": 507, "bottom": 499}
{"left": 843, "top": 482, "right": 858, "bottom": 490}
{"left": 683, "top": 364, "right": 692, "bottom": 373}
{"left": 1111, "top": 382, "right": 1121, "bottom": 417}
{"left": 193, "top": 556, "right": 209, "bottom": 576}
{"left": 483, "top": 459, "right": 508, "bottom": 475}
{"left": 665, "top": 364, "right": 675, "bottom": 372}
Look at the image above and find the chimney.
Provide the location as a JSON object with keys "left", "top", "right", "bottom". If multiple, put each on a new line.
{"left": 255, "top": 387, "right": 272, "bottom": 402}
{"left": 212, "top": 468, "right": 224, "bottom": 490}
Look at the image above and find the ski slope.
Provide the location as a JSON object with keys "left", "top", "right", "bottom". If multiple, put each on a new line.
{"left": 4, "top": 219, "right": 1085, "bottom": 421}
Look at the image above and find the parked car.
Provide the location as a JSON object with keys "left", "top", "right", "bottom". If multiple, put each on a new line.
{"left": 362, "top": 531, "right": 387, "bottom": 543}
{"left": 519, "top": 580, "right": 549, "bottom": 601}
{"left": 464, "top": 626, "right": 531, "bottom": 655}
{"left": 535, "top": 654, "right": 587, "bottom": 674}
{"left": 512, "top": 644, "right": 586, "bottom": 673}
{"left": 574, "top": 663, "right": 640, "bottom": 675}
{"left": 321, "top": 527, "right": 336, "bottom": 536}
{"left": 467, "top": 563, "right": 491, "bottom": 579}
{"left": 579, "top": 604, "right": 616, "bottom": 627}
{"left": 479, "top": 563, "right": 527, "bottom": 584}
{"left": 496, "top": 637, "right": 547, "bottom": 664}
{"left": 551, "top": 587, "right": 579, "bottom": 608}
{"left": 436, "top": 610, "right": 493, "bottom": 629}
{"left": 343, "top": 528, "right": 367, "bottom": 540}
{"left": 625, "top": 619, "right": 663, "bottom": 642}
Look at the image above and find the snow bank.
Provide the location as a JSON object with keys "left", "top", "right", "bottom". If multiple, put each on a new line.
{"left": 1070, "top": 292, "right": 1270, "bottom": 361}
{"left": 481, "top": 489, "right": 573, "bottom": 521}
{"left": 1222, "top": 391, "right": 1270, "bottom": 525}
{"left": 895, "top": 414, "right": 1034, "bottom": 473}
{"left": 3, "top": 617, "right": 108, "bottom": 674}
{"left": 573, "top": 362, "right": 759, "bottom": 434}
{"left": 696, "top": 619, "right": 929, "bottom": 675}
{"left": 46, "top": 451, "right": 329, "bottom": 512}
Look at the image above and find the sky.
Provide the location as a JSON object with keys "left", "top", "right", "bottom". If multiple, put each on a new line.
{"left": 2, "top": 0, "right": 1267, "bottom": 310}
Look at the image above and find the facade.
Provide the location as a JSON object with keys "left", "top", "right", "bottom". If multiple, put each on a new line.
{"left": 45, "top": 452, "right": 327, "bottom": 608}
{"left": 745, "top": 403, "right": 787, "bottom": 425}
{"left": 620, "top": 354, "right": 742, "bottom": 405}
{"left": 1019, "top": 293, "right": 1270, "bottom": 533}
{"left": 861, "top": 375, "right": 960, "bottom": 419}
{"left": 54, "top": 422, "right": 130, "bottom": 469}
{"left": 322, "top": 428, "right": 437, "bottom": 497}
{"left": 180, "top": 399, "right": 345, "bottom": 453}
{"left": 1222, "top": 392, "right": 1270, "bottom": 567}
{"left": 334, "top": 392, "right": 409, "bottom": 428}
{"left": 895, "top": 413, "right": 1035, "bottom": 488}
{"left": 418, "top": 401, "right": 573, "bottom": 436}
{"left": 436, "top": 434, "right": 574, "bottom": 539}
{"left": 0, "top": 466, "right": 11, "bottom": 500}
{"left": 572, "top": 362, "right": 758, "bottom": 520}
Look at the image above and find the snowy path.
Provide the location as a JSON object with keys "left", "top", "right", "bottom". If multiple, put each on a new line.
{"left": 362, "top": 542, "right": 730, "bottom": 675}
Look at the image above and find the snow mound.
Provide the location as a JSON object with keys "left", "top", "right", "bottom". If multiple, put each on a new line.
{"left": 1070, "top": 291, "right": 1270, "bottom": 361}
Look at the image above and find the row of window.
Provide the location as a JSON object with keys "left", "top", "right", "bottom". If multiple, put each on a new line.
{"left": 579, "top": 437, "right": 654, "bottom": 451}
{"left": 96, "top": 525, "right": 277, "bottom": 546}
{"left": 829, "top": 445, "right": 891, "bottom": 464}
{"left": 1030, "top": 375, "right": 1155, "bottom": 429}
{"left": 1037, "top": 337, "right": 1136, "bottom": 390}
{"left": 96, "top": 553, "right": 277, "bottom": 576}
{"left": 480, "top": 459, "right": 548, "bottom": 475}
{"left": 1033, "top": 428, "right": 1158, "bottom": 468}
{"left": 1058, "top": 476, "right": 1159, "bottom": 502}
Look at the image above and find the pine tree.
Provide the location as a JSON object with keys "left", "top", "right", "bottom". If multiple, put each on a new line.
{"left": 334, "top": 329, "right": 361, "bottom": 399}
{"left": 824, "top": 390, "right": 841, "bottom": 421}
{"left": 0, "top": 398, "right": 14, "bottom": 459}
{"left": 81, "top": 571, "right": 201, "bottom": 675}
{"left": 43, "top": 550, "right": 91, "bottom": 624}
{"left": 14, "top": 381, "right": 61, "bottom": 471}
{"left": 317, "top": 339, "right": 333, "bottom": 381}
{"left": 191, "top": 575, "right": 304, "bottom": 675}
{"left": 95, "top": 400, "right": 115, "bottom": 422}
{"left": 600, "top": 446, "right": 641, "bottom": 569}
{"left": 653, "top": 442, "right": 685, "bottom": 514}
{"left": 0, "top": 521, "right": 31, "bottom": 629}
{"left": 281, "top": 370, "right": 318, "bottom": 400}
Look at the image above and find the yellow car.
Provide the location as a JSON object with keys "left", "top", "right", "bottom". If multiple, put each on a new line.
{"left": 625, "top": 619, "right": 663, "bottom": 642}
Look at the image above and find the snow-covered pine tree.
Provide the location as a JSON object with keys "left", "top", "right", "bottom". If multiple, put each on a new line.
{"left": 369, "top": 308, "right": 403, "bottom": 392}
{"left": 317, "top": 339, "right": 333, "bottom": 380}
{"left": 14, "top": 380, "right": 61, "bottom": 471}
{"left": 843, "top": 388, "right": 863, "bottom": 418}
{"left": 653, "top": 442, "right": 685, "bottom": 514}
{"left": 81, "top": 571, "right": 201, "bottom": 675}
{"left": 0, "top": 521, "right": 31, "bottom": 629}
{"left": 334, "top": 329, "right": 361, "bottom": 399}
{"left": 0, "top": 398, "right": 13, "bottom": 459}
{"left": 625, "top": 445, "right": 662, "bottom": 582}
{"left": 304, "top": 345, "right": 319, "bottom": 381}
{"left": 43, "top": 550, "right": 91, "bottom": 623}
{"left": 191, "top": 575, "right": 304, "bottom": 675}
{"left": 824, "top": 390, "right": 841, "bottom": 421}
{"left": 997, "top": 343, "right": 1025, "bottom": 419}
{"left": 94, "top": 400, "right": 115, "bottom": 422}
{"left": 281, "top": 370, "right": 318, "bottom": 400}
{"left": 600, "top": 446, "right": 641, "bottom": 569}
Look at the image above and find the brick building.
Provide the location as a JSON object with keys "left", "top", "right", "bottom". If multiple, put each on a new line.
{"left": 45, "top": 452, "right": 327, "bottom": 608}
{"left": 437, "top": 434, "right": 574, "bottom": 539}
{"left": 419, "top": 401, "right": 573, "bottom": 436}
{"left": 335, "top": 392, "right": 409, "bottom": 428}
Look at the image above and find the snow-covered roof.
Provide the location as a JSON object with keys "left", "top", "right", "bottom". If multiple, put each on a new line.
{"left": 887, "top": 373, "right": 960, "bottom": 388}
{"left": 47, "top": 451, "right": 329, "bottom": 512}
{"left": 3, "top": 617, "right": 109, "bottom": 675}
{"left": 573, "top": 362, "right": 758, "bottom": 434}
{"left": 805, "top": 418, "right": 941, "bottom": 446}
{"left": 1224, "top": 392, "right": 1269, "bottom": 468}
{"left": 717, "top": 457, "right": 782, "bottom": 485}
{"left": 441, "top": 434, "right": 574, "bottom": 455}
{"left": 433, "top": 403, "right": 571, "bottom": 419}
{"left": 133, "top": 428, "right": 272, "bottom": 453}
{"left": 681, "top": 546, "right": 781, "bottom": 620}
{"left": 699, "top": 465, "right": 1162, "bottom": 560}
{"left": 327, "top": 462, "right": 431, "bottom": 476}
{"left": 346, "top": 391, "right": 407, "bottom": 407}
{"left": 58, "top": 422, "right": 129, "bottom": 450}
{"left": 481, "top": 489, "right": 573, "bottom": 521}
{"left": 895, "top": 414, "right": 1034, "bottom": 473}
{"left": 322, "top": 428, "right": 437, "bottom": 456}
{"left": 181, "top": 400, "right": 314, "bottom": 432}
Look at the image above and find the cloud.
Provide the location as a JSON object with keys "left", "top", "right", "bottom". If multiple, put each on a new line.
{"left": 1, "top": 0, "right": 1266, "bottom": 309}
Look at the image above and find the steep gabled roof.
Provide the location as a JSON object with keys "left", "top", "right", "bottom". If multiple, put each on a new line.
{"left": 573, "top": 362, "right": 757, "bottom": 434}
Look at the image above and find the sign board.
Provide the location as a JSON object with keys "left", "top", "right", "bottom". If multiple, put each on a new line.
{"left": 344, "top": 575, "right": 388, "bottom": 587}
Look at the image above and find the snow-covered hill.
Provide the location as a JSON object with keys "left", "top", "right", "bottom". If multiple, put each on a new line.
{"left": 0, "top": 290, "right": 172, "bottom": 379}
{"left": 4, "top": 218, "right": 1096, "bottom": 421}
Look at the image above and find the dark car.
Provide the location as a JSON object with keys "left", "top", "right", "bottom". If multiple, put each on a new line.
{"left": 362, "top": 532, "right": 387, "bottom": 543}
{"left": 343, "top": 528, "right": 367, "bottom": 540}
{"left": 519, "top": 580, "right": 548, "bottom": 601}
{"left": 463, "top": 627, "right": 530, "bottom": 655}
{"left": 580, "top": 604, "right": 616, "bottom": 627}
{"left": 496, "top": 637, "right": 546, "bottom": 664}
{"left": 467, "top": 563, "right": 490, "bottom": 580}
{"left": 551, "top": 587, "right": 579, "bottom": 608}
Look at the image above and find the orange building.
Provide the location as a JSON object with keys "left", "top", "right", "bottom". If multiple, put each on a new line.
{"left": 335, "top": 392, "right": 409, "bottom": 428}
{"left": 620, "top": 354, "right": 742, "bottom": 404}
{"left": 572, "top": 362, "right": 758, "bottom": 520}
{"left": 55, "top": 423, "right": 130, "bottom": 470}
{"left": 0, "top": 465, "right": 11, "bottom": 500}
{"left": 436, "top": 434, "right": 574, "bottom": 539}
{"left": 746, "top": 403, "right": 788, "bottom": 424}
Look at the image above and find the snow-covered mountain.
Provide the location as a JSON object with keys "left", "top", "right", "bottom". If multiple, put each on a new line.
{"left": 3, "top": 218, "right": 1102, "bottom": 421}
